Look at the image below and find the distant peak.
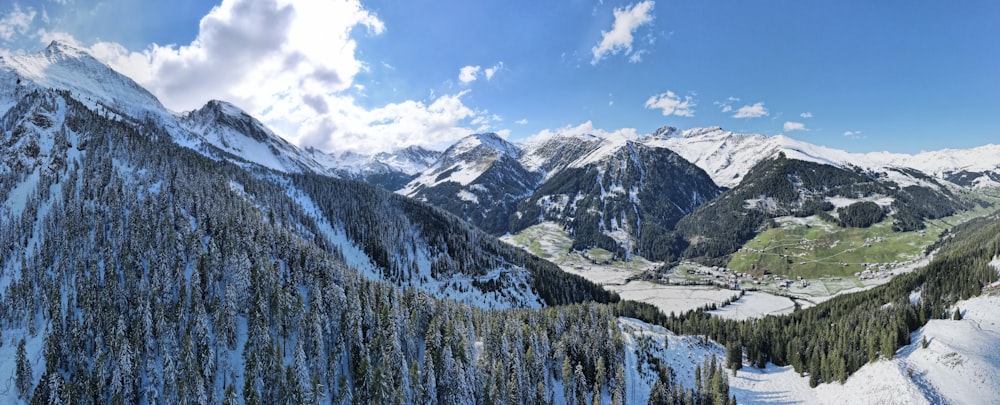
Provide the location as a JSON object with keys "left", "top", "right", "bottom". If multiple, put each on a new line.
{"left": 204, "top": 99, "right": 244, "bottom": 114}
{"left": 649, "top": 125, "right": 680, "bottom": 139}
{"left": 472, "top": 132, "right": 504, "bottom": 142}
{"left": 44, "top": 40, "right": 87, "bottom": 58}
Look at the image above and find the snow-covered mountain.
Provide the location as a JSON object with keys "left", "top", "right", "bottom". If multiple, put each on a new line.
{"left": 0, "top": 41, "right": 169, "bottom": 124}
{"left": 401, "top": 132, "right": 522, "bottom": 193}
{"left": 4, "top": 38, "right": 1000, "bottom": 405}
{"left": 179, "top": 99, "right": 335, "bottom": 173}
{"left": 645, "top": 125, "right": 1000, "bottom": 189}
{"left": 396, "top": 130, "right": 724, "bottom": 254}
{"left": 512, "top": 141, "right": 721, "bottom": 261}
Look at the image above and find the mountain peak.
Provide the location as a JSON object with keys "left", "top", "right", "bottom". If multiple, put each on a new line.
{"left": 202, "top": 99, "right": 247, "bottom": 118}
{"left": 43, "top": 40, "right": 87, "bottom": 59}
{"left": 450, "top": 132, "right": 520, "bottom": 159}
{"left": 1, "top": 41, "right": 167, "bottom": 120}
{"left": 648, "top": 125, "right": 681, "bottom": 139}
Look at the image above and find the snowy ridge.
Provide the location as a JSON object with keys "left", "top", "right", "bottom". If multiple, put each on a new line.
{"left": 179, "top": 100, "right": 328, "bottom": 173}
{"left": 312, "top": 146, "right": 441, "bottom": 177}
{"left": 519, "top": 132, "right": 605, "bottom": 175}
{"left": 620, "top": 317, "right": 727, "bottom": 403}
{"left": 401, "top": 132, "right": 520, "bottom": 194}
{"left": 644, "top": 125, "right": 1000, "bottom": 189}
{"left": 1, "top": 41, "right": 167, "bottom": 124}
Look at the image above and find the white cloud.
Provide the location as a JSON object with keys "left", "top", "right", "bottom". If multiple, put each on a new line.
{"left": 525, "top": 121, "right": 638, "bottom": 145}
{"left": 843, "top": 130, "right": 864, "bottom": 139}
{"left": 515, "top": 119, "right": 528, "bottom": 125}
{"left": 714, "top": 97, "right": 739, "bottom": 113}
{"left": 644, "top": 90, "right": 695, "bottom": 117}
{"left": 591, "top": 1, "right": 654, "bottom": 65}
{"left": 628, "top": 49, "right": 646, "bottom": 64}
{"left": 733, "top": 102, "right": 768, "bottom": 119}
{"left": 458, "top": 65, "right": 480, "bottom": 84}
{"left": 0, "top": 4, "right": 37, "bottom": 41}
{"left": 291, "top": 90, "right": 477, "bottom": 153}
{"left": 783, "top": 121, "right": 807, "bottom": 132}
{"left": 484, "top": 61, "right": 503, "bottom": 80}
{"left": 800, "top": 112, "right": 813, "bottom": 118}
{"left": 459, "top": 61, "right": 502, "bottom": 84}
{"left": 56, "top": 0, "right": 491, "bottom": 154}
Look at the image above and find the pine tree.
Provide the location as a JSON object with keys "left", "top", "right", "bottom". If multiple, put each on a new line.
{"left": 726, "top": 341, "right": 743, "bottom": 376}
{"left": 16, "top": 338, "right": 33, "bottom": 400}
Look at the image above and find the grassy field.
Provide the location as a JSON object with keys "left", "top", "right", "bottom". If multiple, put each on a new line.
{"left": 501, "top": 222, "right": 660, "bottom": 284}
{"left": 728, "top": 203, "right": 995, "bottom": 279}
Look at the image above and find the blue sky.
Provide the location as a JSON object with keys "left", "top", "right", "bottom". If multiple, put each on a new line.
{"left": 1, "top": 0, "right": 998, "bottom": 154}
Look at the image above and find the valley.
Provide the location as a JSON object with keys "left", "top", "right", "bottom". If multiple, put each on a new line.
{"left": 504, "top": 194, "right": 999, "bottom": 323}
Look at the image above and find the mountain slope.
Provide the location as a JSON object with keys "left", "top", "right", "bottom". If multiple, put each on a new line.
{"left": 0, "top": 41, "right": 168, "bottom": 123}
{"left": 179, "top": 99, "right": 331, "bottom": 173}
{"left": 646, "top": 125, "right": 1000, "bottom": 190}
{"left": 512, "top": 141, "right": 721, "bottom": 261}
{"left": 677, "top": 153, "right": 973, "bottom": 264}
{"left": 401, "top": 133, "right": 540, "bottom": 234}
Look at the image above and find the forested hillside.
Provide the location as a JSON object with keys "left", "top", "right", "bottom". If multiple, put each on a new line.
{"left": 0, "top": 84, "right": 724, "bottom": 404}
{"left": 677, "top": 153, "right": 974, "bottom": 265}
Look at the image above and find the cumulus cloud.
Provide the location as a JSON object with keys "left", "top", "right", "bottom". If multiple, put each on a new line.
{"left": 843, "top": 130, "right": 864, "bottom": 139}
{"left": 733, "top": 102, "right": 768, "bottom": 118}
{"left": 58, "top": 0, "right": 490, "bottom": 154}
{"left": 515, "top": 118, "right": 528, "bottom": 125}
{"left": 484, "top": 61, "right": 503, "bottom": 80}
{"left": 783, "top": 121, "right": 807, "bottom": 132}
{"left": 459, "top": 61, "right": 502, "bottom": 83}
{"left": 458, "top": 65, "right": 480, "bottom": 84}
{"left": 293, "top": 90, "right": 477, "bottom": 152}
{"left": 800, "top": 112, "right": 813, "bottom": 118}
{"left": 644, "top": 90, "right": 695, "bottom": 117}
{"left": 591, "top": 1, "right": 654, "bottom": 65}
{"left": 0, "top": 4, "right": 36, "bottom": 41}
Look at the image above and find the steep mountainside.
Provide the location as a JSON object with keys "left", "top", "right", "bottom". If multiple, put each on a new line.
{"left": 401, "top": 133, "right": 540, "bottom": 234}
{"left": 512, "top": 141, "right": 721, "bottom": 261}
{"left": 179, "top": 99, "right": 330, "bottom": 174}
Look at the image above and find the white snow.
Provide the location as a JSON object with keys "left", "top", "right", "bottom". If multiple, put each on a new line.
{"left": 456, "top": 190, "right": 479, "bottom": 203}
{"left": 619, "top": 317, "right": 727, "bottom": 403}
{"left": 728, "top": 293, "right": 1000, "bottom": 404}
{"left": 607, "top": 282, "right": 739, "bottom": 316}
{"left": 826, "top": 196, "right": 895, "bottom": 209}
{"left": 710, "top": 292, "right": 798, "bottom": 320}
{"left": 644, "top": 126, "right": 1000, "bottom": 189}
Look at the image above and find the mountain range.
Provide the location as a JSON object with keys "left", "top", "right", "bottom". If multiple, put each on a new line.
{"left": 1, "top": 41, "right": 998, "bottom": 404}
